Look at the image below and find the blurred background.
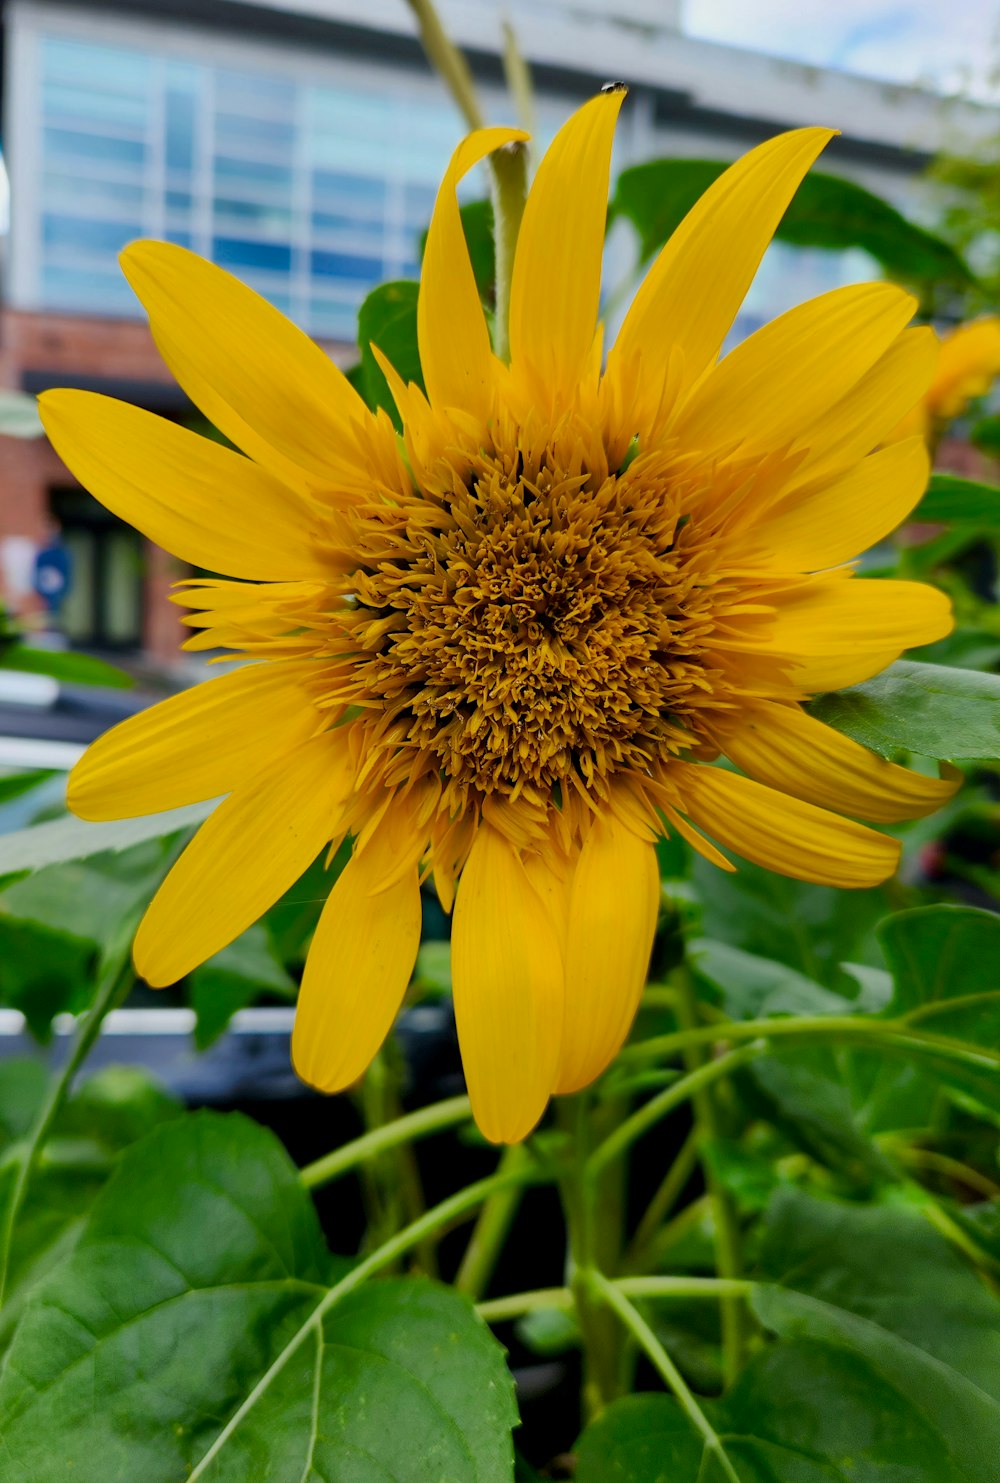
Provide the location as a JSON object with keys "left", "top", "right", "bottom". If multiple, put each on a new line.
{"left": 0, "top": 0, "right": 997, "bottom": 682}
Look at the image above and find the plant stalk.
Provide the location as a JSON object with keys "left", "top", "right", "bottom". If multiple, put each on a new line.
{"left": 299, "top": 1095, "right": 472, "bottom": 1189}
{"left": 0, "top": 918, "right": 137, "bottom": 1306}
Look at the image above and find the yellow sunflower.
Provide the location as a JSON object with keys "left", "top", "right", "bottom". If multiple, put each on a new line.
{"left": 888, "top": 314, "right": 1000, "bottom": 445}
{"left": 40, "top": 91, "right": 956, "bottom": 1143}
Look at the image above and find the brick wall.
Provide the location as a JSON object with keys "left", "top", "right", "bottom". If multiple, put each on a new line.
{"left": 0, "top": 308, "right": 186, "bottom": 665}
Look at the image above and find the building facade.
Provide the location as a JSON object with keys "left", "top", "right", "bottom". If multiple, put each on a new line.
{"left": 0, "top": 0, "right": 993, "bottom": 665}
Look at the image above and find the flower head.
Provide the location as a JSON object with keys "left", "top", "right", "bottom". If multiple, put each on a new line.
{"left": 889, "top": 314, "right": 1000, "bottom": 444}
{"left": 41, "top": 93, "right": 955, "bottom": 1142}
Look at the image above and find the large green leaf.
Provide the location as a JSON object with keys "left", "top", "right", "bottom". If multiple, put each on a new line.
{"left": 0, "top": 917, "right": 95, "bottom": 1037}
{"left": 878, "top": 904, "right": 1000, "bottom": 1048}
{"left": 914, "top": 474, "right": 1000, "bottom": 529}
{"left": 357, "top": 280, "right": 422, "bottom": 424}
{"left": 808, "top": 660, "right": 1000, "bottom": 760}
{"left": 611, "top": 160, "right": 972, "bottom": 287}
{"left": 0, "top": 801, "right": 213, "bottom": 880}
{"left": 0, "top": 1064, "right": 181, "bottom": 1348}
{"left": 691, "top": 856, "right": 885, "bottom": 991}
{"left": 575, "top": 1338, "right": 963, "bottom": 1481}
{"left": 0, "top": 844, "right": 167, "bottom": 947}
{"left": 753, "top": 1189, "right": 1000, "bottom": 1483}
{"left": 0, "top": 1111, "right": 517, "bottom": 1481}
{"left": 690, "top": 939, "right": 851, "bottom": 1020}
{"left": 0, "top": 646, "right": 132, "bottom": 689}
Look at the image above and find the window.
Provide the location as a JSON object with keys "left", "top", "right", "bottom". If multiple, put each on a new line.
{"left": 51, "top": 490, "right": 144, "bottom": 651}
{"left": 24, "top": 25, "right": 472, "bottom": 340}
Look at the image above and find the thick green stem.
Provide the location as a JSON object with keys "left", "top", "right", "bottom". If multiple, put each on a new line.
{"left": 299, "top": 1095, "right": 471, "bottom": 1189}
{"left": 187, "top": 1167, "right": 538, "bottom": 1481}
{"left": 585, "top": 1270, "right": 743, "bottom": 1483}
{"left": 0, "top": 920, "right": 136, "bottom": 1306}
{"left": 455, "top": 1144, "right": 531, "bottom": 1297}
{"left": 675, "top": 967, "right": 746, "bottom": 1387}
{"left": 557, "top": 1095, "right": 623, "bottom": 1419}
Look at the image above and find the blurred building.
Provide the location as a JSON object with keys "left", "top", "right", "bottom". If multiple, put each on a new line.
{"left": 0, "top": 0, "right": 994, "bottom": 664}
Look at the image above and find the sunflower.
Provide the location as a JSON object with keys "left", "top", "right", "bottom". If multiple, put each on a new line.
{"left": 888, "top": 314, "right": 1000, "bottom": 445}
{"left": 40, "top": 91, "right": 956, "bottom": 1143}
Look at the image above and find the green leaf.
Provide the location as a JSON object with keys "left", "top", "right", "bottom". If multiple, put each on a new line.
{"left": 1, "top": 844, "right": 167, "bottom": 947}
{"left": 808, "top": 660, "right": 1000, "bottom": 760}
{"left": 0, "top": 917, "right": 95, "bottom": 1037}
{"left": 691, "top": 856, "right": 885, "bottom": 992}
{"left": 0, "top": 1111, "right": 518, "bottom": 1481}
{"left": 0, "top": 770, "right": 56, "bottom": 808}
{"left": 0, "top": 1064, "right": 181, "bottom": 1349}
{"left": 612, "top": 159, "right": 973, "bottom": 287}
{"left": 0, "top": 646, "right": 132, "bottom": 688}
{"left": 690, "top": 938, "right": 851, "bottom": 1020}
{"left": 576, "top": 1339, "right": 962, "bottom": 1481}
{"left": 914, "top": 474, "right": 1000, "bottom": 528}
{"left": 357, "top": 280, "right": 422, "bottom": 424}
{"left": 878, "top": 905, "right": 1000, "bottom": 1047}
{"left": 0, "top": 800, "right": 213, "bottom": 879}
{"left": 741, "top": 1049, "right": 892, "bottom": 1185}
{"left": 189, "top": 924, "right": 295, "bottom": 1049}
{"left": 753, "top": 1188, "right": 1000, "bottom": 1483}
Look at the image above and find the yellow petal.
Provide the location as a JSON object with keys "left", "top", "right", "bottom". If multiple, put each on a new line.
{"left": 554, "top": 811, "right": 660, "bottom": 1095}
{"left": 39, "top": 391, "right": 333, "bottom": 581}
{"left": 508, "top": 88, "right": 625, "bottom": 404}
{"left": 134, "top": 732, "right": 353, "bottom": 986}
{"left": 711, "top": 702, "right": 959, "bottom": 823}
{"left": 793, "top": 327, "right": 939, "bottom": 486}
{"left": 452, "top": 824, "right": 564, "bottom": 1144}
{"left": 755, "top": 578, "right": 953, "bottom": 691}
{"left": 674, "top": 762, "right": 901, "bottom": 887}
{"left": 292, "top": 821, "right": 422, "bottom": 1093}
{"left": 419, "top": 126, "right": 527, "bottom": 420}
{"left": 610, "top": 127, "right": 834, "bottom": 407}
{"left": 674, "top": 282, "right": 916, "bottom": 455}
{"left": 749, "top": 438, "right": 930, "bottom": 570}
{"left": 120, "top": 241, "right": 370, "bottom": 490}
{"left": 68, "top": 661, "right": 321, "bottom": 821}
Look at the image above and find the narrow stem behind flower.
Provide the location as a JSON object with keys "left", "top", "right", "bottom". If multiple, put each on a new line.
{"left": 299, "top": 1094, "right": 472, "bottom": 1190}
{"left": 0, "top": 916, "right": 138, "bottom": 1306}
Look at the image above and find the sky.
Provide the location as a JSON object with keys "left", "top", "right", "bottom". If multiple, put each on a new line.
{"left": 683, "top": 1, "right": 1000, "bottom": 100}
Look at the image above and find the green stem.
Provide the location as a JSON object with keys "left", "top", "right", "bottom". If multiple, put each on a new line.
{"left": 558, "top": 1094, "right": 623, "bottom": 1418}
{"left": 588, "top": 1044, "right": 763, "bottom": 1180}
{"left": 299, "top": 1095, "right": 472, "bottom": 1190}
{"left": 620, "top": 1015, "right": 1000, "bottom": 1070}
{"left": 477, "top": 1275, "right": 753, "bottom": 1324}
{"left": 675, "top": 967, "right": 746, "bottom": 1388}
{"left": 624, "top": 1125, "right": 700, "bottom": 1272}
{"left": 0, "top": 920, "right": 136, "bottom": 1306}
{"left": 404, "top": 0, "right": 484, "bottom": 129}
{"left": 585, "top": 1269, "right": 744, "bottom": 1483}
{"left": 187, "top": 1167, "right": 537, "bottom": 1482}
{"left": 455, "top": 1144, "right": 531, "bottom": 1297}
